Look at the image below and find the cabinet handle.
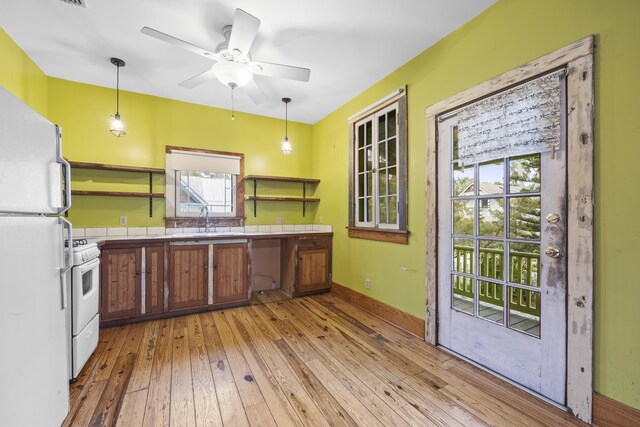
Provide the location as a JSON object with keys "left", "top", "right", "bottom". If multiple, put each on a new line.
{"left": 204, "top": 265, "right": 208, "bottom": 269}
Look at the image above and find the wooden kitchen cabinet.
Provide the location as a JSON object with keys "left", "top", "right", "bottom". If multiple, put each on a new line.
{"left": 100, "top": 247, "right": 142, "bottom": 321}
{"left": 144, "top": 245, "right": 166, "bottom": 315}
{"left": 169, "top": 245, "right": 209, "bottom": 310}
{"left": 213, "top": 243, "right": 249, "bottom": 304}
{"left": 295, "top": 236, "right": 332, "bottom": 295}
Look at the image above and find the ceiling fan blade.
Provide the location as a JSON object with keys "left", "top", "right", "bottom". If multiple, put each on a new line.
{"left": 141, "top": 26, "right": 219, "bottom": 60}
{"left": 178, "top": 68, "right": 217, "bottom": 88}
{"left": 243, "top": 79, "right": 268, "bottom": 104}
{"left": 251, "top": 61, "right": 311, "bottom": 82}
{"left": 228, "top": 9, "right": 260, "bottom": 55}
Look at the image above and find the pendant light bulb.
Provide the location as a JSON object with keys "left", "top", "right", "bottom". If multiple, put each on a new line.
{"left": 281, "top": 97, "right": 292, "bottom": 155}
{"left": 109, "top": 57, "right": 126, "bottom": 138}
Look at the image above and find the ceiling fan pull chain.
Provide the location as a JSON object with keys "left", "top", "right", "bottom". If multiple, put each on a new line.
{"left": 231, "top": 84, "right": 236, "bottom": 120}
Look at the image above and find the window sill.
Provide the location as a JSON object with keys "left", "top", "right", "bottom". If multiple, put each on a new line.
{"left": 347, "top": 227, "right": 409, "bottom": 244}
{"left": 165, "top": 217, "right": 246, "bottom": 228}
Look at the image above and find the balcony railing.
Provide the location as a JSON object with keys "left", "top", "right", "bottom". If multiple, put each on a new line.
{"left": 453, "top": 245, "right": 540, "bottom": 317}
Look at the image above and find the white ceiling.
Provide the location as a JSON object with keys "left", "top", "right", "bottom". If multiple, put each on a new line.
{"left": 0, "top": 0, "right": 494, "bottom": 124}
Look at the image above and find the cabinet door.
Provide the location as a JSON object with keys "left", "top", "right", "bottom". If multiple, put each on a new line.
{"left": 170, "top": 245, "right": 208, "bottom": 310}
{"left": 144, "top": 245, "right": 165, "bottom": 315}
{"left": 213, "top": 243, "right": 248, "bottom": 305}
{"left": 297, "top": 248, "right": 331, "bottom": 293}
{"left": 101, "top": 247, "right": 142, "bottom": 321}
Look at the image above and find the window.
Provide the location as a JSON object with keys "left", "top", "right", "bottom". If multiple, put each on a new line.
{"left": 348, "top": 89, "right": 408, "bottom": 243}
{"left": 165, "top": 146, "right": 244, "bottom": 227}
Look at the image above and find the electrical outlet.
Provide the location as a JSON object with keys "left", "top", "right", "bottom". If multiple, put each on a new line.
{"left": 119, "top": 215, "right": 128, "bottom": 226}
{"left": 365, "top": 278, "right": 371, "bottom": 290}
{"left": 276, "top": 216, "right": 284, "bottom": 224}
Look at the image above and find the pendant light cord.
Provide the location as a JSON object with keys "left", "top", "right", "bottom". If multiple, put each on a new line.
{"left": 115, "top": 63, "right": 120, "bottom": 115}
{"left": 285, "top": 101, "right": 288, "bottom": 139}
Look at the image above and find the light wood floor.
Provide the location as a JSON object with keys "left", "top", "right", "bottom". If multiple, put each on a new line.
{"left": 63, "top": 294, "right": 586, "bottom": 427}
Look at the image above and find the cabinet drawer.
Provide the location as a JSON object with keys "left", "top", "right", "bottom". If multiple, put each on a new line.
{"left": 297, "top": 236, "right": 331, "bottom": 250}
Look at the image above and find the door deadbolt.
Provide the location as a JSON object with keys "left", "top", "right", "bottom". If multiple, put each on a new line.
{"left": 545, "top": 246, "right": 561, "bottom": 258}
{"left": 546, "top": 213, "right": 560, "bottom": 224}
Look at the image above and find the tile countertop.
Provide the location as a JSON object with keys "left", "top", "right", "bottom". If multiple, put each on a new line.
{"left": 86, "top": 229, "right": 333, "bottom": 245}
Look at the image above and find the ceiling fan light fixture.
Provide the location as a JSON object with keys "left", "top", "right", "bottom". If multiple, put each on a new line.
{"left": 212, "top": 62, "right": 253, "bottom": 88}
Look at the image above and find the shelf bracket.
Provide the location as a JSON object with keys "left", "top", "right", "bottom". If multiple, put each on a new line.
{"left": 302, "top": 183, "right": 307, "bottom": 217}
{"left": 253, "top": 179, "right": 257, "bottom": 217}
{"left": 149, "top": 172, "right": 153, "bottom": 217}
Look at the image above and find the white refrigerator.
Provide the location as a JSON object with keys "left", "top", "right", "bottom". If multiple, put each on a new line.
{"left": 0, "top": 86, "right": 72, "bottom": 426}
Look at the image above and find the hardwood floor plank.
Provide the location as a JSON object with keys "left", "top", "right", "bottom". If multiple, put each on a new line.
{"left": 94, "top": 325, "right": 131, "bottom": 382}
{"left": 274, "top": 339, "right": 359, "bottom": 427}
{"left": 127, "top": 320, "right": 160, "bottom": 393}
{"left": 170, "top": 317, "right": 196, "bottom": 427}
{"left": 63, "top": 380, "right": 107, "bottom": 427}
{"left": 116, "top": 389, "right": 148, "bottom": 427}
{"left": 186, "top": 314, "right": 224, "bottom": 427}
{"left": 199, "top": 312, "right": 227, "bottom": 365}
{"left": 142, "top": 318, "right": 174, "bottom": 427}
{"left": 89, "top": 352, "right": 136, "bottom": 426}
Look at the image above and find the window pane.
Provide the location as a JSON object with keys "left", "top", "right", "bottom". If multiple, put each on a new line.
{"left": 378, "top": 115, "right": 386, "bottom": 141}
{"left": 478, "top": 281, "right": 504, "bottom": 325}
{"left": 388, "top": 109, "right": 397, "bottom": 138}
{"left": 478, "top": 160, "right": 504, "bottom": 195}
{"left": 367, "top": 148, "right": 372, "bottom": 172}
{"left": 509, "top": 154, "right": 541, "bottom": 193}
{"left": 452, "top": 275, "right": 474, "bottom": 315}
{"left": 358, "top": 148, "right": 364, "bottom": 172}
{"left": 366, "top": 121, "right": 372, "bottom": 146}
{"left": 509, "top": 196, "right": 541, "bottom": 240}
{"left": 388, "top": 138, "right": 397, "bottom": 167}
{"left": 452, "top": 126, "right": 459, "bottom": 161}
{"left": 388, "top": 166, "right": 397, "bottom": 195}
{"left": 378, "top": 170, "right": 387, "bottom": 196}
{"left": 453, "top": 164, "right": 474, "bottom": 197}
{"left": 378, "top": 141, "right": 387, "bottom": 168}
{"left": 358, "top": 173, "right": 364, "bottom": 198}
{"left": 177, "top": 171, "right": 236, "bottom": 216}
{"left": 508, "top": 288, "right": 541, "bottom": 337}
{"left": 479, "top": 197, "right": 504, "bottom": 237}
{"left": 366, "top": 171, "right": 372, "bottom": 197}
{"left": 509, "top": 243, "right": 540, "bottom": 287}
{"left": 357, "top": 124, "right": 365, "bottom": 149}
{"left": 358, "top": 198, "right": 365, "bottom": 222}
{"left": 478, "top": 240, "right": 504, "bottom": 280}
{"left": 388, "top": 196, "right": 397, "bottom": 224}
{"left": 453, "top": 200, "right": 474, "bottom": 235}
{"left": 453, "top": 238, "right": 474, "bottom": 274}
{"left": 379, "top": 197, "right": 387, "bottom": 224}
{"left": 366, "top": 197, "right": 372, "bottom": 222}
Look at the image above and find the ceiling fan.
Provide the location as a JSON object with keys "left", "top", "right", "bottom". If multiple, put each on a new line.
{"left": 141, "top": 9, "right": 311, "bottom": 104}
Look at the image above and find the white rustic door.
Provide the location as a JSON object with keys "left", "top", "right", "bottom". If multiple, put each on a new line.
{"left": 437, "top": 113, "right": 567, "bottom": 404}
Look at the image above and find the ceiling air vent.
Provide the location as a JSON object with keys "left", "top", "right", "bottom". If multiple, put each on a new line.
{"left": 59, "top": 0, "right": 87, "bottom": 7}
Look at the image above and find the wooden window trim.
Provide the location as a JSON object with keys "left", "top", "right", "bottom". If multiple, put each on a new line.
{"left": 165, "top": 145, "right": 245, "bottom": 228}
{"left": 348, "top": 88, "right": 408, "bottom": 243}
{"left": 425, "top": 36, "right": 594, "bottom": 423}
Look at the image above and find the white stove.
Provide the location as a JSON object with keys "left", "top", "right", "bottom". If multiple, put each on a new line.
{"left": 66, "top": 238, "right": 100, "bottom": 380}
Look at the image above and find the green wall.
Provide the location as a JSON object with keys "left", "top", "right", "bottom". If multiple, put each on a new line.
{"left": 312, "top": 0, "right": 640, "bottom": 410}
{"left": 2, "top": 0, "right": 640, "bottom": 410}
{"left": 45, "top": 78, "right": 315, "bottom": 227}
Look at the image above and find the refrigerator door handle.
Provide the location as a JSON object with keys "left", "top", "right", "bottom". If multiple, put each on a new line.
{"left": 59, "top": 217, "right": 73, "bottom": 309}
{"left": 55, "top": 125, "right": 72, "bottom": 215}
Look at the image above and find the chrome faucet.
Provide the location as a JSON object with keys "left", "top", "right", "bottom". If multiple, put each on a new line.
{"left": 199, "top": 205, "right": 211, "bottom": 232}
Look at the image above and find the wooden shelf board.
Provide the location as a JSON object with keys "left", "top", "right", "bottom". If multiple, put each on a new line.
{"left": 69, "top": 161, "right": 166, "bottom": 175}
{"left": 245, "top": 196, "right": 320, "bottom": 202}
{"left": 72, "top": 190, "right": 165, "bottom": 198}
{"left": 244, "top": 175, "right": 320, "bottom": 185}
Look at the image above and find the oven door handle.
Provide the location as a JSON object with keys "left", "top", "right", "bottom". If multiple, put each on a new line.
{"left": 77, "top": 257, "right": 100, "bottom": 274}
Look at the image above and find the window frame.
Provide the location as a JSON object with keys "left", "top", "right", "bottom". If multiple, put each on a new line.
{"left": 348, "top": 89, "right": 408, "bottom": 243}
{"left": 165, "top": 145, "right": 245, "bottom": 228}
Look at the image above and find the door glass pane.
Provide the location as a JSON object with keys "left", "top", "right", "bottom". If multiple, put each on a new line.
{"left": 366, "top": 171, "right": 372, "bottom": 197}
{"left": 378, "top": 141, "right": 387, "bottom": 168}
{"left": 358, "top": 173, "right": 364, "bottom": 197}
{"left": 478, "top": 240, "right": 504, "bottom": 280}
{"left": 358, "top": 198, "right": 364, "bottom": 222}
{"left": 358, "top": 148, "right": 364, "bottom": 172}
{"left": 453, "top": 201, "right": 474, "bottom": 235}
{"left": 378, "top": 115, "right": 386, "bottom": 141}
{"left": 452, "top": 126, "right": 459, "bottom": 160}
{"left": 479, "top": 198, "right": 504, "bottom": 237}
{"left": 509, "top": 154, "right": 541, "bottom": 193}
{"left": 388, "top": 138, "right": 397, "bottom": 166}
{"left": 478, "top": 281, "right": 504, "bottom": 325}
{"left": 453, "top": 238, "right": 474, "bottom": 274}
{"left": 508, "top": 287, "right": 541, "bottom": 337}
{"left": 478, "top": 160, "right": 504, "bottom": 195}
{"left": 453, "top": 164, "right": 474, "bottom": 197}
{"left": 357, "top": 124, "right": 365, "bottom": 149}
{"left": 366, "top": 121, "right": 372, "bottom": 146}
{"left": 379, "top": 197, "right": 387, "bottom": 224}
{"left": 452, "top": 274, "right": 474, "bottom": 315}
{"left": 388, "top": 167, "right": 397, "bottom": 195}
{"left": 388, "top": 109, "right": 397, "bottom": 138}
{"left": 378, "top": 170, "right": 387, "bottom": 196}
{"left": 509, "top": 196, "right": 541, "bottom": 240}
{"left": 366, "top": 197, "right": 372, "bottom": 222}
{"left": 366, "top": 148, "right": 373, "bottom": 172}
{"left": 509, "top": 243, "right": 540, "bottom": 287}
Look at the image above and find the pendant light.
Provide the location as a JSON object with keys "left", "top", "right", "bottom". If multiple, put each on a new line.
{"left": 109, "top": 57, "right": 126, "bottom": 137}
{"left": 281, "top": 97, "right": 292, "bottom": 155}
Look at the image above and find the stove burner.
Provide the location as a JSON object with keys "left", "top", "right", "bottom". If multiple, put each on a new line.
{"left": 65, "top": 238, "right": 88, "bottom": 248}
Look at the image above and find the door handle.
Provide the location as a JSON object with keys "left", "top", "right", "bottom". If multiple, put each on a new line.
{"left": 545, "top": 246, "right": 561, "bottom": 258}
{"left": 55, "top": 125, "right": 72, "bottom": 215}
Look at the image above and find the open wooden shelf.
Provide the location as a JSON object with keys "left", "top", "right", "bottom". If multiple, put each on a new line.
{"left": 69, "top": 161, "right": 165, "bottom": 175}
{"left": 243, "top": 175, "right": 320, "bottom": 217}
{"left": 72, "top": 190, "right": 165, "bottom": 198}
{"left": 69, "top": 160, "right": 166, "bottom": 217}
